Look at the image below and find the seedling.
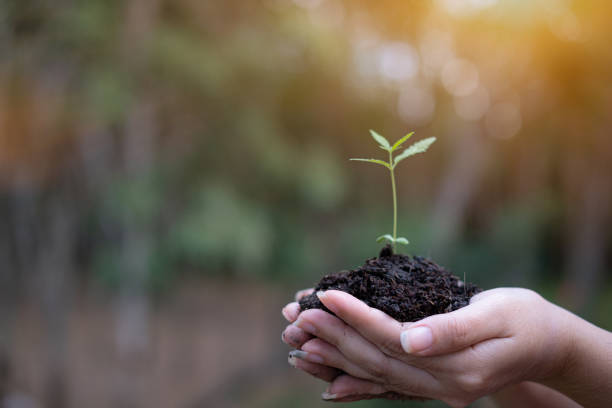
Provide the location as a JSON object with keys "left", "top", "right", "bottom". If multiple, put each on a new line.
{"left": 350, "top": 130, "right": 436, "bottom": 252}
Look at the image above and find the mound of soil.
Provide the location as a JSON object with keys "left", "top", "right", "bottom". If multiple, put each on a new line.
{"left": 299, "top": 245, "right": 481, "bottom": 322}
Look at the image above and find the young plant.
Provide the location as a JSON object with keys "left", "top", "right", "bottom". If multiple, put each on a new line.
{"left": 350, "top": 130, "right": 436, "bottom": 252}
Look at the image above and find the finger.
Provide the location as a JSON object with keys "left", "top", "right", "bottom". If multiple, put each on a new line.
{"left": 295, "top": 309, "right": 439, "bottom": 395}
{"left": 295, "top": 309, "right": 392, "bottom": 380}
{"left": 331, "top": 392, "right": 408, "bottom": 403}
{"left": 282, "top": 324, "right": 313, "bottom": 348}
{"left": 316, "top": 290, "right": 405, "bottom": 356}
{"left": 295, "top": 288, "right": 314, "bottom": 302}
{"left": 324, "top": 374, "right": 427, "bottom": 402}
{"left": 299, "top": 338, "right": 376, "bottom": 381}
{"left": 282, "top": 302, "right": 300, "bottom": 322}
{"left": 400, "top": 297, "right": 509, "bottom": 357}
{"left": 322, "top": 374, "right": 387, "bottom": 402}
{"left": 288, "top": 353, "right": 341, "bottom": 382}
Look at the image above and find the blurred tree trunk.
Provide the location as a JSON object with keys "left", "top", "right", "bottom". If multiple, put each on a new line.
{"left": 112, "top": 0, "right": 160, "bottom": 405}
{"left": 9, "top": 176, "right": 76, "bottom": 408}
{"left": 561, "top": 150, "right": 612, "bottom": 312}
{"left": 38, "top": 194, "right": 76, "bottom": 408}
{"left": 429, "top": 124, "right": 489, "bottom": 259}
{"left": 4, "top": 176, "right": 37, "bottom": 402}
{"left": 113, "top": 99, "right": 157, "bottom": 406}
{"left": 0, "top": 192, "right": 19, "bottom": 403}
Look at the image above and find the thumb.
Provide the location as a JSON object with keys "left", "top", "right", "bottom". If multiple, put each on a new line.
{"left": 400, "top": 298, "right": 506, "bottom": 357}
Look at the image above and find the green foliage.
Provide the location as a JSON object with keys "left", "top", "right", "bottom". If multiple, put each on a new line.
{"left": 391, "top": 132, "right": 414, "bottom": 152}
{"left": 168, "top": 184, "right": 273, "bottom": 274}
{"left": 395, "top": 237, "right": 409, "bottom": 245}
{"left": 369, "top": 129, "right": 390, "bottom": 150}
{"left": 349, "top": 158, "right": 391, "bottom": 169}
{"left": 6, "top": 0, "right": 606, "bottom": 298}
{"left": 351, "top": 130, "right": 436, "bottom": 252}
{"left": 299, "top": 145, "right": 347, "bottom": 211}
{"left": 376, "top": 234, "right": 394, "bottom": 243}
{"left": 394, "top": 137, "right": 437, "bottom": 167}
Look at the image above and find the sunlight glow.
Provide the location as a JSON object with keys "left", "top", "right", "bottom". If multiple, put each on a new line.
{"left": 436, "top": 0, "right": 498, "bottom": 17}
{"left": 441, "top": 58, "right": 479, "bottom": 97}
{"left": 398, "top": 84, "right": 436, "bottom": 125}
{"left": 454, "top": 85, "right": 490, "bottom": 121}
{"left": 378, "top": 42, "right": 420, "bottom": 81}
{"left": 485, "top": 102, "right": 522, "bottom": 139}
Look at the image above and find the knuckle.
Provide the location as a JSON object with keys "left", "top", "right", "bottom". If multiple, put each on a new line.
{"left": 456, "top": 372, "right": 486, "bottom": 394}
{"left": 326, "top": 324, "right": 345, "bottom": 348}
{"left": 303, "top": 337, "right": 325, "bottom": 353}
{"left": 379, "top": 337, "right": 403, "bottom": 357}
{"left": 446, "top": 315, "right": 470, "bottom": 343}
{"left": 520, "top": 288, "right": 543, "bottom": 304}
{"left": 366, "top": 356, "right": 391, "bottom": 381}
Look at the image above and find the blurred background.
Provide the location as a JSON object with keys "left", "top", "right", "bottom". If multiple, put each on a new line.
{"left": 1, "top": 0, "right": 612, "bottom": 407}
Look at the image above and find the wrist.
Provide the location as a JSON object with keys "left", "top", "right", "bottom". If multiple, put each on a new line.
{"left": 538, "top": 306, "right": 612, "bottom": 407}
{"left": 530, "top": 300, "right": 578, "bottom": 383}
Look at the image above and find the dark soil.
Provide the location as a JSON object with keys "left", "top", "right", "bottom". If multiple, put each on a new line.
{"left": 299, "top": 245, "right": 481, "bottom": 322}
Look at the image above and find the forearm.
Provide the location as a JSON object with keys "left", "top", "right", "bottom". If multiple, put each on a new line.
{"left": 541, "top": 309, "right": 612, "bottom": 407}
{"left": 489, "top": 381, "right": 581, "bottom": 408}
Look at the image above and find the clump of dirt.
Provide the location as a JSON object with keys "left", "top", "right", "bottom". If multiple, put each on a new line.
{"left": 299, "top": 245, "right": 481, "bottom": 322}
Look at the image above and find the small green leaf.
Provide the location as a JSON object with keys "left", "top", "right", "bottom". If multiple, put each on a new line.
{"left": 369, "top": 130, "right": 391, "bottom": 150}
{"left": 395, "top": 237, "right": 410, "bottom": 245}
{"left": 391, "top": 132, "right": 414, "bottom": 152}
{"left": 393, "top": 137, "right": 437, "bottom": 167}
{"left": 376, "top": 234, "right": 394, "bottom": 243}
{"left": 350, "top": 158, "right": 391, "bottom": 169}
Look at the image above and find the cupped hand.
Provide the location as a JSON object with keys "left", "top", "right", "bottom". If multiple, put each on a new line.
{"left": 282, "top": 289, "right": 412, "bottom": 402}
{"left": 282, "top": 289, "right": 343, "bottom": 384}
{"left": 287, "top": 288, "right": 574, "bottom": 407}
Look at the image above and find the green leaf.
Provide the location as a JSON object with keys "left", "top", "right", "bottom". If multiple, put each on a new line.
{"left": 350, "top": 158, "right": 391, "bottom": 169}
{"left": 369, "top": 130, "right": 391, "bottom": 151}
{"left": 376, "top": 234, "right": 394, "bottom": 243}
{"left": 395, "top": 237, "right": 410, "bottom": 245}
{"left": 393, "top": 137, "right": 437, "bottom": 167}
{"left": 391, "top": 132, "right": 414, "bottom": 152}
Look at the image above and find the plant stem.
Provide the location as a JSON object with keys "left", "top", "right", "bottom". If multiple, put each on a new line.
{"left": 389, "top": 151, "right": 397, "bottom": 252}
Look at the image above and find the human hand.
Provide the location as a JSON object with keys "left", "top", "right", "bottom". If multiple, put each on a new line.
{"left": 288, "top": 288, "right": 575, "bottom": 407}
{"left": 282, "top": 289, "right": 411, "bottom": 401}
{"left": 282, "top": 288, "right": 342, "bottom": 384}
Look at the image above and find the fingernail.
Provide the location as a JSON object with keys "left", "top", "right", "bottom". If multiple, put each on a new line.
{"left": 281, "top": 306, "right": 291, "bottom": 321}
{"left": 294, "top": 317, "right": 316, "bottom": 334}
{"left": 289, "top": 350, "right": 325, "bottom": 364}
{"left": 288, "top": 355, "right": 297, "bottom": 367}
{"left": 289, "top": 350, "right": 307, "bottom": 359}
{"left": 321, "top": 392, "right": 337, "bottom": 400}
{"left": 316, "top": 290, "right": 338, "bottom": 313}
{"left": 401, "top": 326, "right": 433, "bottom": 354}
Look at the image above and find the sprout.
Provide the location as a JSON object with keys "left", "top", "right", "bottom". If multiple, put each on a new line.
{"left": 350, "top": 130, "right": 436, "bottom": 252}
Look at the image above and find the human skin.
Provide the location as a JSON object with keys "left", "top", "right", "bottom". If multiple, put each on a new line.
{"left": 281, "top": 288, "right": 612, "bottom": 407}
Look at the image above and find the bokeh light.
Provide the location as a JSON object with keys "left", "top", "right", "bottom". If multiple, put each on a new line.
{"left": 398, "top": 83, "right": 436, "bottom": 125}
{"left": 378, "top": 42, "right": 420, "bottom": 81}
{"left": 454, "top": 84, "right": 490, "bottom": 121}
{"left": 441, "top": 58, "right": 480, "bottom": 97}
